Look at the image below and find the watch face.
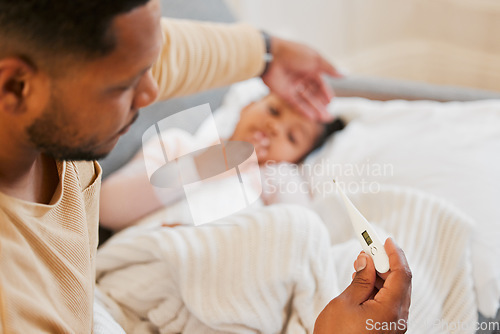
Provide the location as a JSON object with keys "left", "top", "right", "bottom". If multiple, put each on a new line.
{"left": 261, "top": 31, "right": 273, "bottom": 76}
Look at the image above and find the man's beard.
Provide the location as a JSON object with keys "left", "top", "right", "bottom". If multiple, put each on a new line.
{"left": 27, "top": 95, "right": 109, "bottom": 161}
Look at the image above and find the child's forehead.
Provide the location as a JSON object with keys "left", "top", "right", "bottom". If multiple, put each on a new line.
{"left": 264, "top": 93, "right": 295, "bottom": 111}
{"left": 264, "top": 93, "right": 324, "bottom": 133}
{"left": 263, "top": 94, "right": 310, "bottom": 120}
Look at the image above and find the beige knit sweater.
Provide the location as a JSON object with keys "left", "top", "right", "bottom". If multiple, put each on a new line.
{"left": 0, "top": 18, "right": 264, "bottom": 333}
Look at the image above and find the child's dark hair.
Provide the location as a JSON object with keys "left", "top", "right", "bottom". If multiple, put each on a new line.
{"left": 298, "top": 117, "right": 346, "bottom": 162}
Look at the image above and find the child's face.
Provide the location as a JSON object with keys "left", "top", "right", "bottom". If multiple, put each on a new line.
{"left": 230, "top": 94, "right": 324, "bottom": 164}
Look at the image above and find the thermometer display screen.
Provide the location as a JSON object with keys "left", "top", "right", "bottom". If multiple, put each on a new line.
{"left": 362, "top": 230, "right": 373, "bottom": 246}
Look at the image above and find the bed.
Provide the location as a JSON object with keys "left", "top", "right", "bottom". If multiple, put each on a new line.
{"left": 96, "top": 0, "right": 500, "bottom": 333}
{"left": 96, "top": 78, "right": 500, "bottom": 333}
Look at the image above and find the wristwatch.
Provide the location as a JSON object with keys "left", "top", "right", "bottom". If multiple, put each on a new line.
{"left": 261, "top": 31, "right": 273, "bottom": 77}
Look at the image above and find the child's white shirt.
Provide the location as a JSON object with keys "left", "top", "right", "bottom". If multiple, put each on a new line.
{"left": 141, "top": 128, "right": 312, "bottom": 212}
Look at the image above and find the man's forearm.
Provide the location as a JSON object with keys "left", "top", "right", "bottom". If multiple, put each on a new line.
{"left": 153, "top": 18, "right": 266, "bottom": 101}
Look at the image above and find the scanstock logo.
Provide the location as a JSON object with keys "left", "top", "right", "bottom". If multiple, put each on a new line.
{"left": 142, "top": 104, "right": 262, "bottom": 226}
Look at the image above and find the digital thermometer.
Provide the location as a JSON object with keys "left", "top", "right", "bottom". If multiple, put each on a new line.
{"left": 333, "top": 180, "right": 390, "bottom": 273}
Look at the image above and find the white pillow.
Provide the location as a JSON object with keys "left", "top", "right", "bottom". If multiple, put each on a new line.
{"left": 197, "top": 79, "right": 269, "bottom": 141}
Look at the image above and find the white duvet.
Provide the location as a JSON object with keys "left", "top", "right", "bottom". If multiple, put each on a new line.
{"left": 96, "top": 186, "right": 477, "bottom": 334}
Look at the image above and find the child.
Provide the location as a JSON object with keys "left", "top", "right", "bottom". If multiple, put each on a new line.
{"left": 99, "top": 93, "right": 344, "bottom": 230}
{"left": 230, "top": 93, "right": 343, "bottom": 164}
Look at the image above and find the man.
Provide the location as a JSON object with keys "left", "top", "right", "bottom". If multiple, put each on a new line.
{"left": 0, "top": 0, "right": 411, "bottom": 332}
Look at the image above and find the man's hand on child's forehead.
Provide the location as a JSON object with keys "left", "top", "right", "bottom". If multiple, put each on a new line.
{"left": 261, "top": 36, "right": 343, "bottom": 123}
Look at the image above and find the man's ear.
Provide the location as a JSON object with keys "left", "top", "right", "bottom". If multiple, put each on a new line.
{"left": 0, "top": 58, "right": 37, "bottom": 114}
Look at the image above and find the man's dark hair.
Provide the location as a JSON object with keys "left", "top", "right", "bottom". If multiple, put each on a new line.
{"left": 0, "top": 0, "right": 151, "bottom": 68}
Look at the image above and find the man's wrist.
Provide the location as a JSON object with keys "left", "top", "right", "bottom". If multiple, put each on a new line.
{"left": 260, "top": 31, "right": 273, "bottom": 77}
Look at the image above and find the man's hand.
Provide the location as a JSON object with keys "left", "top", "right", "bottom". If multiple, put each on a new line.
{"left": 262, "top": 36, "right": 344, "bottom": 122}
{"left": 314, "top": 238, "right": 412, "bottom": 333}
